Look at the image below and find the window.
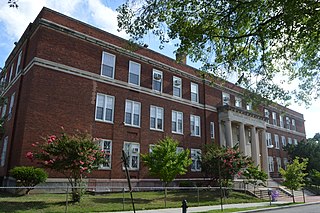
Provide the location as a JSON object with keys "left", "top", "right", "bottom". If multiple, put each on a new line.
{"left": 288, "top": 137, "right": 292, "bottom": 145}
{"left": 191, "top": 149, "right": 201, "bottom": 172}
{"left": 1, "top": 99, "right": 7, "bottom": 118}
{"left": 15, "top": 51, "right": 22, "bottom": 75}
{"left": 283, "top": 158, "right": 288, "bottom": 170}
{"left": 222, "top": 92, "right": 230, "bottom": 105}
{"left": 123, "top": 142, "right": 140, "bottom": 170}
{"left": 268, "top": 156, "right": 274, "bottom": 172}
{"left": 190, "top": 82, "right": 199, "bottom": 103}
{"left": 95, "top": 93, "right": 114, "bottom": 123}
{"left": 292, "top": 119, "right": 296, "bottom": 131}
{"left": 9, "top": 64, "right": 14, "bottom": 82}
{"left": 210, "top": 122, "right": 215, "bottom": 139}
{"left": 149, "top": 144, "right": 155, "bottom": 153}
{"left": 176, "top": 147, "right": 184, "bottom": 153}
{"left": 286, "top": 117, "right": 291, "bottom": 130}
{"left": 173, "top": 76, "right": 182, "bottom": 98}
{"left": 125, "top": 100, "right": 141, "bottom": 127}
{"left": 246, "top": 102, "right": 252, "bottom": 110}
{"left": 279, "top": 115, "right": 284, "bottom": 128}
{"left": 152, "top": 70, "right": 162, "bottom": 92}
{"left": 276, "top": 157, "right": 281, "bottom": 172}
{"left": 235, "top": 97, "right": 242, "bottom": 108}
{"left": 0, "top": 136, "right": 8, "bottom": 167}
{"left": 294, "top": 139, "right": 298, "bottom": 145}
{"left": 98, "top": 139, "right": 112, "bottom": 169}
{"left": 128, "top": 61, "right": 141, "bottom": 85}
{"left": 101, "top": 51, "right": 116, "bottom": 78}
{"left": 281, "top": 136, "right": 286, "bottom": 148}
{"left": 266, "top": 132, "right": 272, "bottom": 147}
{"left": 172, "top": 111, "right": 183, "bottom": 134}
{"left": 8, "top": 92, "right": 15, "bottom": 120}
{"left": 264, "top": 109, "right": 270, "bottom": 123}
{"left": 272, "top": 112, "right": 277, "bottom": 125}
{"left": 274, "top": 134, "right": 279, "bottom": 149}
{"left": 190, "top": 115, "right": 200, "bottom": 137}
{"left": 150, "top": 106, "right": 164, "bottom": 131}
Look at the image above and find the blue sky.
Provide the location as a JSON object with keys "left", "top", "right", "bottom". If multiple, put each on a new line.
{"left": 0, "top": 0, "right": 319, "bottom": 138}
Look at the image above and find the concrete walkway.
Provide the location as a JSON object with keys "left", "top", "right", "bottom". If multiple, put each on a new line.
{"left": 102, "top": 201, "right": 289, "bottom": 213}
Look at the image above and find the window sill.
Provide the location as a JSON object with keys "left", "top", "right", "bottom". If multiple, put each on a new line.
{"left": 150, "top": 128, "right": 164, "bottom": 132}
{"left": 172, "top": 131, "right": 184, "bottom": 135}
{"left": 95, "top": 119, "right": 114, "bottom": 124}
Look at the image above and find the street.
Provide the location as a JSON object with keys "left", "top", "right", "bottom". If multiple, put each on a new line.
{"left": 255, "top": 204, "right": 320, "bottom": 213}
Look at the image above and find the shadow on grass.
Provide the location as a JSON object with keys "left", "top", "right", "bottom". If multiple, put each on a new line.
{"left": 0, "top": 201, "right": 49, "bottom": 212}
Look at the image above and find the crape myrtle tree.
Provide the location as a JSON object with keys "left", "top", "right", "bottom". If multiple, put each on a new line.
{"left": 201, "top": 144, "right": 252, "bottom": 191}
{"left": 280, "top": 157, "right": 308, "bottom": 203}
{"left": 26, "top": 132, "right": 106, "bottom": 202}
{"left": 117, "top": 0, "right": 320, "bottom": 106}
{"left": 141, "top": 137, "right": 192, "bottom": 206}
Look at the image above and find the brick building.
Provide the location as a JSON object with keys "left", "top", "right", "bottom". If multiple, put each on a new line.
{"left": 0, "top": 8, "right": 306, "bottom": 186}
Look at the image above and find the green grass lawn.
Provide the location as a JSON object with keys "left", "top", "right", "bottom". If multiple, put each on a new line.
{"left": 0, "top": 190, "right": 264, "bottom": 212}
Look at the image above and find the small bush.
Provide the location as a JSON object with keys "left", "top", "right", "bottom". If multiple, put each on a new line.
{"left": 10, "top": 166, "right": 48, "bottom": 194}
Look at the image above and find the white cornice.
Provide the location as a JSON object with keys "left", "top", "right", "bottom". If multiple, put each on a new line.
{"left": 266, "top": 123, "right": 306, "bottom": 137}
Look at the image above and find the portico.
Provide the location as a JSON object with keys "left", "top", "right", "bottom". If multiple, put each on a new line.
{"left": 218, "top": 105, "right": 268, "bottom": 174}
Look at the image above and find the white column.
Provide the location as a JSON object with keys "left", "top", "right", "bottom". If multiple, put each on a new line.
{"left": 239, "top": 123, "right": 247, "bottom": 155}
{"left": 261, "top": 129, "right": 269, "bottom": 176}
{"left": 225, "top": 120, "right": 233, "bottom": 147}
{"left": 219, "top": 121, "right": 226, "bottom": 147}
{"left": 251, "top": 126, "right": 260, "bottom": 168}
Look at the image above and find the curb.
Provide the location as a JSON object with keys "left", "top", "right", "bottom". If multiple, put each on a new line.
{"left": 235, "top": 201, "right": 320, "bottom": 213}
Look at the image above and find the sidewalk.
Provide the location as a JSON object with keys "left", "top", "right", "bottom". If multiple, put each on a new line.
{"left": 102, "top": 201, "right": 289, "bottom": 213}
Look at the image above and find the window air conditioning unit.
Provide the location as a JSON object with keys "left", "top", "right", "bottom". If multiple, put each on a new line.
{"left": 153, "top": 73, "right": 162, "bottom": 80}
{"left": 174, "top": 80, "right": 181, "bottom": 86}
{"left": 132, "top": 147, "right": 139, "bottom": 153}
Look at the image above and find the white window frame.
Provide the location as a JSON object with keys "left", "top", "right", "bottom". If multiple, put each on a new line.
{"left": 292, "top": 119, "right": 296, "bottom": 131}
{"left": 98, "top": 139, "right": 112, "bottom": 169}
{"left": 264, "top": 109, "right": 270, "bottom": 123}
{"left": 95, "top": 93, "right": 114, "bottom": 123}
{"left": 152, "top": 69, "right": 163, "bottom": 92}
{"left": 0, "top": 136, "right": 8, "bottom": 167}
{"left": 173, "top": 76, "right": 182, "bottom": 98}
{"left": 190, "top": 82, "right": 199, "bottom": 103}
{"left": 272, "top": 112, "right": 277, "bottom": 126}
{"left": 128, "top": 61, "right": 141, "bottom": 86}
{"left": 283, "top": 158, "right": 288, "bottom": 170}
{"left": 279, "top": 115, "right": 284, "bottom": 128}
{"left": 176, "top": 147, "right": 184, "bottom": 153}
{"left": 286, "top": 117, "right": 291, "bottom": 130}
{"left": 8, "top": 92, "right": 15, "bottom": 120}
{"left": 294, "top": 139, "right": 298, "bottom": 145}
{"left": 210, "top": 122, "right": 215, "bottom": 139}
{"left": 288, "top": 137, "right": 292, "bottom": 145}
{"left": 9, "top": 63, "right": 14, "bottom": 82}
{"left": 268, "top": 156, "right": 274, "bottom": 172}
{"left": 191, "top": 148, "right": 201, "bottom": 172}
{"left": 246, "top": 102, "right": 252, "bottom": 110}
{"left": 266, "top": 132, "right": 272, "bottom": 147}
{"left": 281, "top": 136, "right": 286, "bottom": 148}
{"left": 123, "top": 142, "right": 140, "bottom": 170}
{"left": 1, "top": 99, "right": 7, "bottom": 118}
{"left": 125, "top": 100, "right": 141, "bottom": 127}
{"left": 276, "top": 157, "right": 281, "bottom": 172}
{"left": 190, "top": 115, "right": 201, "bottom": 137}
{"left": 101, "top": 51, "right": 116, "bottom": 78}
{"left": 235, "top": 97, "right": 242, "bottom": 108}
{"left": 15, "top": 51, "right": 22, "bottom": 75}
{"left": 150, "top": 105, "right": 164, "bottom": 131}
{"left": 274, "top": 134, "right": 280, "bottom": 149}
{"left": 172, "top": 110, "right": 183, "bottom": 134}
{"left": 222, "top": 92, "right": 230, "bottom": 105}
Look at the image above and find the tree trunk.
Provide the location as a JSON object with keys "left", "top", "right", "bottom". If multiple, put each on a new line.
{"left": 292, "top": 189, "right": 295, "bottom": 203}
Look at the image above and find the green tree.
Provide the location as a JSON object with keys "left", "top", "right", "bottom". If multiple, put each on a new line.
{"left": 280, "top": 157, "right": 308, "bottom": 203}
{"left": 243, "top": 164, "right": 268, "bottom": 194}
{"left": 10, "top": 166, "right": 48, "bottom": 195}
{"left": 201, "top": 144, "right": 252, "bottom": 188}
{"left": 117, "top": 0, "right": 320, "bottom": 105}
{"left": 27, "top": 132, "right": 106, "bottom": 202}
{"left": 141, "top": 137, "right": 192, "bottom": 186}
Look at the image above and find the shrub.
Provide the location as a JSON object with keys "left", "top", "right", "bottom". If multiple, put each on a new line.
{"left": 10, "top": 166, "right": 48, "bottom": 194}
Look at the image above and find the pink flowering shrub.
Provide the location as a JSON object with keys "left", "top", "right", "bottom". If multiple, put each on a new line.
{"left": 202, "top": 144, "right": 252, "bottom": 189}
{"left": 27, "top": 132, "right": 106, "bottom": 202}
